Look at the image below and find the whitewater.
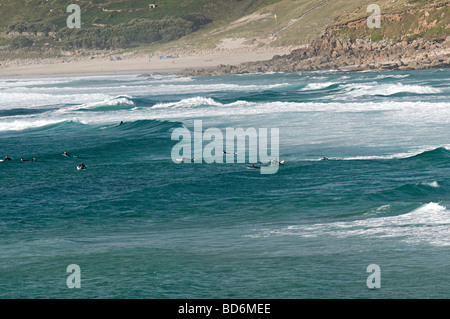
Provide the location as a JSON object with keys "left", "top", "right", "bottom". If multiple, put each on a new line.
{"left": 0, "top": 68, "right": 449, "bottom": 298}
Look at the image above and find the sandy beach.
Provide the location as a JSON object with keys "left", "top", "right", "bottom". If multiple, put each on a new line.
{"left": 0, "top": 48, "right": 291, "bottom": 79}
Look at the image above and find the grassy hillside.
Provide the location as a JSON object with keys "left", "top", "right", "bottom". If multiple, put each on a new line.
{"left": 186, "top": 0, "right": 449, "bottom": 45}
{"left": 0, "top": 0, "right": 281, "bottom": 30}
{"left": 0, "top": 0, "right": 282, "bottom": 58}
{"left": 0, "top": 0, "right": 448, "bottom": 59}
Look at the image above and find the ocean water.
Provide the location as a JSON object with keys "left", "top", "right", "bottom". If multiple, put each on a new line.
{"left": 0, "top": 68, "right": 449, "bottom": 298}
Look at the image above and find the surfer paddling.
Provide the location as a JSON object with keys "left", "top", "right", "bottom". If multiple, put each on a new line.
{"left": 63, "top": 151, "right": 77, "bottom": 158}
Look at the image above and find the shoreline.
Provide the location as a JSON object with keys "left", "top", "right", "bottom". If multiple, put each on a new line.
{"left": 0, "top": 49, "right": 291, "bottom": 79}
{"left": 1, "top": 36, "right": 449, "bottom": 79}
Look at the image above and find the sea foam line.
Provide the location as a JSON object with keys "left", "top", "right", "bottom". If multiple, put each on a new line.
{"left": 247, "top": 202, "right": 450, "bottom": 246}
{"left": 2, "top": 98, "right": 450, "bottom": 132}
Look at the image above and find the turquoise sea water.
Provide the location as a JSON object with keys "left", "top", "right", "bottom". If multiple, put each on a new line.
{"left": 0, "top": 69, "right": 449, "bottom": 298}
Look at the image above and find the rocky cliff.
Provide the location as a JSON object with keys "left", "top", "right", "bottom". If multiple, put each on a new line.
{"left": 182, "top": 3, "right": 450, "bottom": 76}
{"left": 183, "top": 35, "right": 449, "bottom": 76}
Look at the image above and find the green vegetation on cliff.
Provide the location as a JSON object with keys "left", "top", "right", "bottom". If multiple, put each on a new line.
{"left": 0, "top": 0, "right": 281, "bottom": 57}
{"left": 329, "top": 2, "right": 450, "bottom": 43}
{"left": 0, "top": 0, "right": 448, "bottom": 58}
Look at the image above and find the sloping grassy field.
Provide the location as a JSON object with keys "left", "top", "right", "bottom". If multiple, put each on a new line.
{"left": 0, "top": 0, "right": 281, "bottom": 30}
{"left": 0, "top": 0, "right": 448, "bottom": 58}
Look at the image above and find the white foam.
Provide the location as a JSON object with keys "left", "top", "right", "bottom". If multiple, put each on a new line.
{"left": 0, "top": 74, "right": 140, "bottom": 90}
{"left": 423, "top": 181, "right": 440, "bottom": 188}
{"left": 248, "top": 202, "right": 450, "bottom": 246}
{"left": 2, "top": 98, "right": 450, "bottom": 133}
{"left": 0, "top": 79, "right": 70, "bottom": 88}
{"left": 301, "top": 82, "right": 338, "bottom": 91}
{"left": 373, "top": 74, "right": 410, "bottom": 80}
{"left": 299, "top": 145, "right": 450, "bottom": 162}
{"left": 0, "top": 82, "right": 290, "bottom": 108}
{"left": 344, "top": 82, "right": 442, "bottom": 97}
{"left": 50, "top": 95, "right": 135, "bottom": 114}
{"left": 298, "top": 151, "right": 421, "bottom": 161}
{"left": 0, "top": 118, "right": 66, "bottom": 132}
{"left": 152, "top": 97, "right": 222, "bottom": 109}
{"left": 145, "top": 100, "right": 450, "bottom": 122}
{"left": 145, "top": 74, "right": 194, "bottom": 83}
{"left": 79, "top": 95, "right": 135, "bottom": 108}
{"left": 339, "top": 152, "right": 417, "bottom": 160}
{"left": 0, "top": 92, "right": 112, "bottom": 109}
{"left": 158, "top": 82, "right": 289, "bottom": 93}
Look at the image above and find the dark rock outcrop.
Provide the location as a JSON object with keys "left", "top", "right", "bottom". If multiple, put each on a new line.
{"left": 181, "top": 34, "right": 450, "bottom": 76}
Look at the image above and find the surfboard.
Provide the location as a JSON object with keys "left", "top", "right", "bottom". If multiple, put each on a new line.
{"left": 270, "top": 160, "right": 284, "bottom": 166}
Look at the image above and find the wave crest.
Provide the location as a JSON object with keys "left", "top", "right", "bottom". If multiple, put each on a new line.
{"left": 152, "top": 97, "right": 222, "bottom": 109}
{"left": 344, "top": 82, "right": 442, "bottom": 97}
{"left": 247, "top": 202, "right": 450, "bottom": 246}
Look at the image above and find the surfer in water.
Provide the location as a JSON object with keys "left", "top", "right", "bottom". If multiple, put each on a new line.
{"left": 64, "top": 151, "right": 77, "bottom": 158}
{"left": 21, "top": 158, "right": 36, "bottom": 162}
{"left": 321, "top": 157, "right": 330, "bottom": 161}
{"left": 4, "top": 155, "right": 11, "bottom": 161}
{"left": 77, "top": 162, "right": 86, "bottom": 170}
{"left": 248, "top": 163, "right": 260, "bottom": 169}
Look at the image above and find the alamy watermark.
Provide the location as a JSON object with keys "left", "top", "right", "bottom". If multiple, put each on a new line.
{"left": 67, "top": 4, "right": 81, "bottom": 29}
{"left": 64, "top": 263, "right": 381, "bottom": 290}
{"left": 171, "top": 120, "right": 280, "bottom": 174}
{"left": 367, "top": 4, "right": 381, "bottom": 29}
{"left": 65, "top": 4, "right": 381, "bottom": 30}
{"left": 366, "top": 264, "right": 381, "bottom": 289}
{"left": 66, "top": 264, "right": 81, "bottom": 288}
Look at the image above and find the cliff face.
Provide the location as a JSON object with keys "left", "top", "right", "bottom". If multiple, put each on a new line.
{"left": 328, "top": 3, "right": 450, "bottom": 43}
{"left": 184, "top": 35, "right": 449, "bottom": 75}
{"left": 183, "top": 3, "right": 450, "bottom": 76}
